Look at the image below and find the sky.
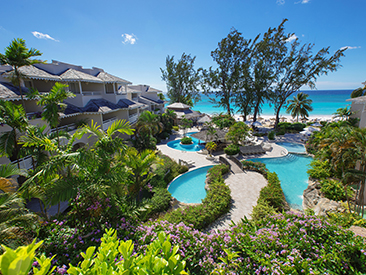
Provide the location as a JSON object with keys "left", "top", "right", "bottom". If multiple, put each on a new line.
{"left": 1, "top": 0, "right": 365, "bottom": 92}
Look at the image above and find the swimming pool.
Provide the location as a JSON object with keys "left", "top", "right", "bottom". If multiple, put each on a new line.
{"left": 168, "top": 165, "right": 214, "bottom": 203}
{"left": 276, "top": 142, "right": 306, "bottom": 154}
{"left": 251, "top": 154, "right": 312, "bottom": 209}
{"left": 167, "top": 132, "right": 204, "bottom": 152}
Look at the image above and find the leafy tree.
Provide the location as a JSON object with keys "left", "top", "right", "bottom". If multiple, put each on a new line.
{"left": 179, "top": 117, "right": 192, "bottom": 137}
{"left": 161, "top": 53, "right": 201, "bottom": 106}
{"left": 122, "top": 147, "right": 162, "bottom": 201}
{"left": 350, "top": 82, "right": 366, "bottom": 98}
{"left": 269, "top": 20, "right": 345, "bottom": 128}
{"left": 333, "top": 106, "right": 353, "bottom": 121}
{"left": 286, "top": 92, "right": 313, "bottom": 122}
{"left": 28, "top": 82, "right": 75, "bottom": 145}
{"left": 206, "top": 141, "right": 217, "bottom": 157}
{"left": 0, "top": 38, "right": 43, "bottom": 110}
{"left": 211, "top": 113, "right": 235, "bottom": 129}
{"left": 0, "top": 100, "right": 29, "bottom": 168}
{"left": 235, "top": 89, "right": 254, "bottom": 121}
{"left": 134, "top": 111, "right": 162, "bottom": 151}
{"left": 225, "top": 121, "right": 251, "bottom": 145}
{"left": 201, "top": 29, "right": 249, "bottom": 115}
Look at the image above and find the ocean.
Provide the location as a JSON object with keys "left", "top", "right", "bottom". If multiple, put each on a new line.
{"left": 175, "top": 90, "right": 353, "bottom": 117}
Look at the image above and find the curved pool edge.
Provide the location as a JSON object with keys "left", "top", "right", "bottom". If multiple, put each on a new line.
{"left": 167, "top": 164, "right": 215, "bottom": 204}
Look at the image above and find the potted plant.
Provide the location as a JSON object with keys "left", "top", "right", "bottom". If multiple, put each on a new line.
{"left": 205, "top": 141, "right": 217, "bottom": 160}
{"left": 224, "top": 144, "right": 240, "bottom": 157}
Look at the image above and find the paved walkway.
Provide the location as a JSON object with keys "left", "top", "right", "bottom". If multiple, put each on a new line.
{"left": 157, "top": 128, "right": 306, "bottom": 231}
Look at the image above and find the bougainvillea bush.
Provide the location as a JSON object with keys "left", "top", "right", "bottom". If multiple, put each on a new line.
{"left": 134, "top": 212, "right": 366, "bottom": 274}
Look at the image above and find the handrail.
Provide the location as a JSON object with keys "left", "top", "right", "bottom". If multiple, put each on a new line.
{"left": 219, "top": 156, "right": 231, "bottom": 168}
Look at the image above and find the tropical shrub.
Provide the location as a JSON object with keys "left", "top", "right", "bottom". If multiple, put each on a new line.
{"left": 224, "top": 144, "right": 240, "bottom": 155}
{"left": 251, "top": 200, "right": 277, "bottom": 220}
{"left": 211, "top": 114, "right": 235, "bottom": 129}
{"left": 276, "top": 128, "right": 286, "bottom": 136}
{"left": 180, "top": 136, "right": 192, "bottom": 144}
{"left": 320, "top": 179, "right": 354, "bottom": 202}
{"left": 135, "top": 212, "right": 366, "bottom": 274}
{"left": 164, "top": 164, "right": 230, "bottom": 230}
{"left": 241, "top": 160, "right": 269, "bottom": 176}
{"left": 172, "top": 126, "right": 179, "bottom": 131}
{"left": 142, "top": 188, "right": 172, "bottom": 221}
{"left": 268, "top": 131, "right": 275, "bottom": 140}
{"left": 307, "top": 159, "right": 332, "bottom": 179}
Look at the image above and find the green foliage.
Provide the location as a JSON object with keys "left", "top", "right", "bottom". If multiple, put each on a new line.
{"left": 68, "top": 229, "right": 188, "bottom": 274}
{"left": 277, "top": 122, "right": 305, "bottom": 133}
{"left": 286, "top": 92, "right": 313, "bottom": 122}
{"left": 180, "top": 136, "right": 192, "bottom": 145}
{"left": 257, "top": 172, "right": 289, "bottom": 213}
{"left": 225, "top": 121, "right": 250, "bottom": 145}
{"left": 224, "top": 144, "right": 240, "bottom": 155}
{"left": 165, "top": 164, "right": 230, "bottom": 230}
{"left": 320, "top": 179, "right": 354, "bottom": 202}
{"left": 327, "top": 211, "right": 366, "bottom": 228}
{"left": 172, "top": 126, "right": 179, "bottom": 131}
{"left": 267, "top": 131, "right": 275, "bottom": 140}
{"left": 251, "top": 200, "right": 277, "bottom": 221}
{"left": 161, "top": 53, "right": 201, "bottom": 106}
{"left": 143, "top": 188, "right": 172, "bottom": 221}
{"left": 241, "top": 160, "right": 269, "bottom": 176}
{"left": 307, "top": 159, "right": 332, "bottom": 179}
{"left": 211, "top": 114, "right": 235, "bottom": 129}
{"left": 0, "top": 239, "right": 55, "bottom": 275}
{"left": 150, "top": 155, "right": 186, "bottom": 189}
{"left": 276, "top": 129, "right": 286, "bottom": 136}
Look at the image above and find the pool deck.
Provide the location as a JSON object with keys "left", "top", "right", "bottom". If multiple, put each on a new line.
{"left": 157, "top": 128, "right": 306, "bottom": 231}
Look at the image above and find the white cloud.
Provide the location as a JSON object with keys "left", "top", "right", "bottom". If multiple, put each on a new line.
{"left": 277, "top": 0, "right": 285, "bottom": 5}
{"left": 340, "top": 46, "right": 361, "bottom": 50}
{"left": 286, "top": 34, "right": 298, "bottom": 43}
{"left": 32, "top": 31, "right": 59, "bottom": 42}
{"left": 121, "top": 33, "right": 137, "bottom": 45}
{"left": 295, "top": 0, "right": 310, "bottom": 4}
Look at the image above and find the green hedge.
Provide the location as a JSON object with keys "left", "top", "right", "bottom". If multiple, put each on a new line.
{"left": 224, "top": 144, "right": 240, "bottom": 155}
{"left": 180, "top": 136, "right": 193, "bottom": 144}
{"left": 241, "top": 160, "right": 269, "bottom": 177}
{"left": 164, "top": 164, "right": 230, "bottom": 230}
{"left": 142, "top": 188, "right": 172, "bottom": 221}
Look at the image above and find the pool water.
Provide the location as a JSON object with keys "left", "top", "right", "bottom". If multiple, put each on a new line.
{"left": 167, "top": 132, "right": 204, "bottom": 152}
{"left": 168, "top": 165, "right": 214, "bottom": 203}
{"left": 276, "top": 142, "right": 306, "bottom": 154}
{"left": 252, "top": 154, "right": 312, "bottom": 209}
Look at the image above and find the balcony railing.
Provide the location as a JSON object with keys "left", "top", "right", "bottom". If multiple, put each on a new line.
{"left": 129, "top": 114, "right": 139, "bottom": 124}
{"left": 103, "top": 117, "right": 117, "bottom": 130}
{"left": 50, "top": 123, "right": 77, "bottom": 133}
{"left": 82, "top": 91, "right": 101, "bottom": 96}
{"left": 11, "top": 156, "right": 33, "bottom": 170}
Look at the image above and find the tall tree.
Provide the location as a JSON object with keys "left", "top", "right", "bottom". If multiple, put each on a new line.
{"left": 201, "top": 29, "right": 249, "bottom": 116}
{"left": 161, "top": 53, "right": 201, "bottom": 106}
{"left": 270, "top": 20, "right": 345, "bottom": 128}
{"left": 0, "top": 38, "right": 43, "bottom": 110}
{"left": 28, "top": 82, "right": 75, "bottom": 145}
{"left": 286, "top": 92, "right": 313, "bottom": 122}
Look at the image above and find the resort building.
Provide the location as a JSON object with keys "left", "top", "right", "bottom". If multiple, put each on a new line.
{"left": 348, "top": 96, "right": 366, "bottom": 128}
{"left": 0, "top": 60, "right": 164, "bottom": 169}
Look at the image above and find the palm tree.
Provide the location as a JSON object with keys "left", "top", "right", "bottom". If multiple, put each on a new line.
{"left": 332, "top": 106, "right": 353, "bottom": 121}
{"left": 286, "top": 92, "right": 313, "bottom": 122}
{"left": 122, "top": 147, "right": 162, "bottom": 201}
{"left": 135, "top": 111, "right": 163, "bottom": 137}
{"left": 0, "top": 100, "right": 29, "bottom": 168}
{"left": 0, "top": 38, "right": 43, "bottom": 110}
{"left": 28, "top": 82, "right": 75, "bottom": 145}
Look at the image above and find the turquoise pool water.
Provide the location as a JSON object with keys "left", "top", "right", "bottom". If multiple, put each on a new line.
{"left": 252, "top": 154, "right": 312, "bottom": 209}
{"left": 168, "top": 165, "right": 214, "bottom": 203}
{"left": 276, "top": 142, "right": 306, "bottom": 154}
{"left": 167, "top": 132, "right": 204, "bottom": 152}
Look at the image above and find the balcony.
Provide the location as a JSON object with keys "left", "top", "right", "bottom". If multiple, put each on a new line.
{"left": 50, "top": 123, "right": 77, "bottom": 134}
{"left": 129, "top": 113, "right": 139, "bottom": 124}
{"left": 11, "top": 156, "right": 33, "bottom": 170}
{"left": 103, "top": 117, "right": 117, "bottom": 130}
{"left": 82, "top": 91, "right": 102, "bottom": 96}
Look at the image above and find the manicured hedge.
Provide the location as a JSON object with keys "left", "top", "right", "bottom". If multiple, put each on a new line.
{"left": 164, "top": 164, "right": 231, "bottom": 230}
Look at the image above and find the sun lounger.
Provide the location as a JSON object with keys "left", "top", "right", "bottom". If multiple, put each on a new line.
{"left": 197, "top": 149, "right": 208, "bottom": 155}
{"left": 240, "top": 145, "right": 266, "bottom": 155}
{"left": 179, "top": 159, "right": 195, "bottom": 168}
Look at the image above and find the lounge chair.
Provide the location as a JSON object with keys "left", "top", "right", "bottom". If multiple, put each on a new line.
{"left": 197, "top": 149, "right": 208, "bottom": 155}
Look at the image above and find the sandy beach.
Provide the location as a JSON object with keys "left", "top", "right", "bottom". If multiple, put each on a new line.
{"left": 232, "top": 114, "right": 334, "bottom": 122}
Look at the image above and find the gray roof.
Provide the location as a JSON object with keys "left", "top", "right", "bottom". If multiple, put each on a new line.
{"left": 190, "top": 129, "right": 228, "bottom": 142}
{"left": 17, "top": 66, "right": 61, "bottom": 81}
{"left": 59, "top": 102, "right": 84, "bottom": 117}
{"left": 0, "top": 82, "right": 30, "bottom": 100}
{"left": 60, "top": 69, "right": 104, "bottom": 83}
{"left": 174, "top": 109, "right": 202, "bottom": 119}
{"left": 140, "top": 96, "right": 164, "bottom": 104}
{"left": 117, "top": 98, "right": 144, "bottom": 109}
{"left": 83, "top": 98, "right": 121, "bottom": 113}
{"left": 166, "top": 102, "right": 191, "bottom": 109}
{"left": 96, "top": 71, "right": 131, "bottom": 84}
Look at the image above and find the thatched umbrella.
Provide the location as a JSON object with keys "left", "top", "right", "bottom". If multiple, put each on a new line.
{"left": 190, "top": 129, "right": 228, "bottom": 142}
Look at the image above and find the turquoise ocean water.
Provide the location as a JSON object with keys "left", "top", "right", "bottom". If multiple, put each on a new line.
{"left": 169, "top": 90, "right": 352, "bottom": 116}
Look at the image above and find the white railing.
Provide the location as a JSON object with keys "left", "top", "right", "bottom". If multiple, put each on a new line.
{"left": 82, "top": 91, "right": 102, "bottom": 96}
{"left": 103, "top": 117, "right": 117, "bottom": 130}
{"left": 11, "top": 156, "right": 33, "bottom": 170}
{"left": 50, "top": 123, "right": 77, "bottom": 133}
{"left": 129, "top": 114, "right": 139, "bottom": 124}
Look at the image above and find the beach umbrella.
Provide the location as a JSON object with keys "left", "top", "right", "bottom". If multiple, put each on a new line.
{"left": 311, "top": 122, "right": 322, "bottom": 127}
{"left": 244, "top": 121, "right": 252, "bottom": 125}
{"left": 197, "top": 115, "right": 211, "bottom": 124}
{"left": 252, "top": 121, "right": 262, "bottom": 127}
{"left": 305, "top": 127, "right": 320, "bottom": 132}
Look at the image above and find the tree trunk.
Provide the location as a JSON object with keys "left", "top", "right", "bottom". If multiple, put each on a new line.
{"left": 274, "top": 99, "right": 287, "bottom": 130}
{"left": 253, "top": 101, "right": 260, "bottom": 122}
